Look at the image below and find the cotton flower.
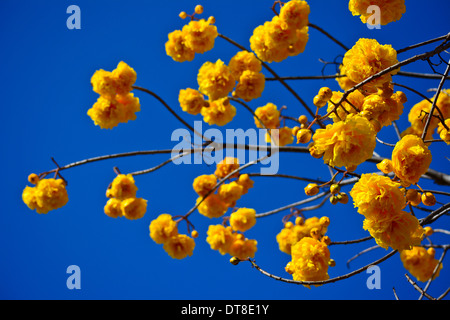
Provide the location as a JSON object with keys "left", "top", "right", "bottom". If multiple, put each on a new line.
{"left": 233, "top": 70, "right": 265, "bottom": 102}
{"left": 218, "top": 181, "right": 244, "bottom": 207}
{"left": 363, "top": 211, "right": 424, "bottom": 251}
{"left": 178, "top": 88, "right": 208, "bottom": 115}
{"left": 196, "top": 194, "right": 228, "bottom": 218}
{"left": 361, "top": 90, "right": 404, "bottom": 128}
{"left": 254, "top": 103, "right": 280, "bottom": 129}
{"left": 342, "top": 38, "right": 398, "bottom": 92}
{"left": 163, "top": 234, "right": 195, "bottom": 259}
{"left": 326, "top": 90, "right": 365, "bottom": 123}
{"left": 391, "top": 135, "right": 432, "bottom": 185}
{"left": 91, "top": 61, "right": 137, "bottom": 97}
{"left": 214, "top": 157, "right": 240, "bottom": 179}
{"left": 228, "top": 51, "right": 262, "bottom": 79}
{"left": 279, "top": 0, "right": 310, "bottom": 30}
{"left": 22, "top": 178, "right": 69, "bottom": 214}
{"left": 149, "top": 213, "right": 179, "bottom": 244}
{"left": 437, "top": 119, "right": 450, "bottom": 145}
{"left": 229, "top": 208, "right": 257, "bottom": 232}
{"left": 349, "top": 0, "right": 406, "bottom": 26}
{"left": 287, "top": 237, "right": 330, "bottom": 286}
{"left": 197, "top": 60, "right": 235, "bottom": 101}
{"left": 104, "top": 198, "right": 123, "bottom": 218}
{"left": 201, "top": 97, "right": 236, "bottom": 126}
{"left": 193, "top": 174, "right": 217, "bottom": 197}
{"left": 276, "top": 217, "right": 330, "bottom": 254}
{"left": 182, "top": 18, "right": 218, "bottom": 54}
{"left": 400, "top": 246, "right": 443, "bottom": 282}
{"left": 106, "top": 174, "right": 138, "bottom": 200}
{"left": 165, "top": 29, "right": 195, "bottom": 62}
{"left": 266, "top": 127, "right": 295, "bottom": 146}
{"left": 121, "top": 197, "right": 147, "bottom": 220}
{"left": 311, "top": 114, "right": 377, "bottom": 170}
{"left": 206, "top": 224, "right": 235, "bottom": 255}
{"left": 236, "top": 174, "right": 254, "bottom": 194}
{"left": 349, "top": 173, "right": 406, "bottom": 221}
{"left": 228, "top": 234, "right": 257, "bottom": 260}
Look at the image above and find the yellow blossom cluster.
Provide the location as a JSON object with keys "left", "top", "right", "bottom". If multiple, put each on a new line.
{"left": 88, "top": 61, "right": 140, "bottom": 129}
{"left": 309, "top": 114, "right": 377, "bottom": 171}
{"left": 402, "top": 89, "right": 450, "bottom": 142}
{"left": 276, "top": 216, "right": 330, "bottom": 255}
{"left": 193, "top": 157, "right": 254, "bottom": 219}
{"left": 165, "top": 7, "right": 217, "bottom": 63}
{"left": 104, "top": 174, "right": 147, "bottom": 220}
{"left": 254, "top": 103, "right": 294, "bottom": 146}
{"left": 250, "top": 0, "right": 310, "bottom": 63}
{"left": 341, "top": 38, "right": 399, "bottom": 94}
{"left": 149, "top": 214, "right": 195, "bottom": 259}
{"left": 22, "top": 175, "right": 69, "bottom": 214}
{"left": 350, "top": 173, "right": 424, "bottom": 251}
{"left": 206, "top": 224, "right": 257, "bottom": 260}
{"left": 230, "top": 51, "right": 265, "bottom": 102}
{"left": 348, "top": 0, "right": 406, "bottom": 26}
{"left": 400, "top": 246, "right": 443, "bottom": 282}
{"left": 285, "top": 228, "right": 332, "bottom": 287}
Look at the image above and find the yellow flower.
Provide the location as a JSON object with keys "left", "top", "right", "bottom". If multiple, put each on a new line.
{"left": 22, "top": 178, "right": 69, "bottom": 214}
{"left": 361, "top": 91, "right": 404, "bottom": 128}
{"left": 349, "top": 0, "right": 406, "bottom": 26}
{"left": 432, "top": 89, "right": 450, "bottom": 120}
{"left": 201, "top": 97, "right": 236, "bottom": 126}
{"left": 279, "top": 0, "right": 310, "bottom": 30}
{"left": 288, "top": 26, "right": 309, "bottom": 57}
{"left": 336, "top": 64, "right": 357, "bottom": 91}
{"left": 104, "top": 198, "right": 123, "bottom": 218}
{"left": 163, "top": 234, "right": 195, "bottom": 259}
{"left": 149, "top": 213, "right": 179, "bottom": 244}
{"left": 233, "top": 70, "right": 265, "bottom": 102}
{"left": 121, "top": 197, "right": 147, "bottom": 220}
{"left": 193, "top": 174, "right": 217, "bottom": 197}
{"left": 326, "top": 90, "right": 365, "bottom": 123}
{"left": 266, "top": 127, "right": 294, "bottom": 146}
{"left": 349, "top": 173, "right": 406, "bottom": 221}
{"left": 196, "top": 194, "right": 228, "bottom": 218}
{"left": 91, "top": 61, "right": 136, "bottom": 97}
{"left": 363, "top": 211, "right": 424, "bottom": 251}
{"left": 178, "top": 88, "right": 208, "bottom": 115}
{"left": 400, "top": 246, "right": 443, "bottom": 282}
{"left": 276, "top": 217, "right": 329, "bottom": 254}
{"left": 197, "top": 60, "right": 235, "bottom": 101}
{"left": 206, "top": 224, "right": 235, "bottom": 255}
{"left": 218, "top": 181, "right": 244, "bottom": 207}
{"left": 312, "top": 114, "right": 376, "bottom": 170}
{"left": 87, "top": 93, "right": 140, "bottom": 129}
{"left": 342, "top": 38, "right": 398, "bottom": 92}
{"left": 165, "top": 29, "right": 195, "bottom": 62}
{"left": 228, "top": 51, "right": 262, "bottom": 79}
{"left": 228, "top": 234, "right": 257, "bottom": 260}
{"left": 229, "top": 208, "right": 257, "bottom": 232}
{"left": 391, "top": 135, "right": 432, "bottom": 185}
{"left": 288, "top": 237, "right": 330, "bottom": 286}
{"left": 236, "top": 174, "right": 254, "bottom": 194}
{"left": 254, "top": 103, "right": 280, "bottom": 129}
{"left": 437, "top": 119, "right": 450, "bottom": 145}
{"left": 182, "top": 18, "right": 218, "bottom": 54}
{"left": 214, "top": 157, "right": 240, "bottom": 179}
{"left": 107, "top": 174, "right": 138, "bottom": 200}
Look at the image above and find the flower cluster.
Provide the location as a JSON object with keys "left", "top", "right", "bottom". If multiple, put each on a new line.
{"left": 400, "top": 246, "right": 443, "bottom": 282}
{"left": 206, "top": 224, "right": 257, "bottom": 260}
{"left": 348, "top": 0, "right": 406, "bottom": 26}
{"left": 276, "top": 216, "right": 330, "bottom": 255}
{"left": 230, "top": 51, "right": 265, "bottom": 102}
{"left": 22, "top": 175, "right": 69, "bottom": 214}
{"left": 88, "top": 61, "right": 140, "bottom": 129}
{"left": 341, "top": 38, "right": 399, "bottom": 93}
{"left": 165, "top": 5, "right": 217, "bottom": 62}
{"left": 350, "top": 173, "right": 424, "bottom": 251}
{"left": 309, "top": 114, "right": 377, "bottom": 171}
{"left": 250, "top": 0, "right": 310, "bottom": 63}
{"left": 254, "top": 103, "right": 294, "bottom": 146}
{"left": 104, "top": 174, "right": 147, "bottom": 220}
{"left": 193, "top": 158, "right": 254, "bottom": 218}
{"left": 149, "top": 214, "right": 195, "bottom": 259}
{"left": 285, "top": 228, "right": 332, "bottom": 287}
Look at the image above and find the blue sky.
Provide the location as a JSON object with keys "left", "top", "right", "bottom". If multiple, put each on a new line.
{"left": 1, "top": 0, "right": 449, "bottom": 300}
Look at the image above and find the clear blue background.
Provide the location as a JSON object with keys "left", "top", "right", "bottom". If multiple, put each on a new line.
{"left": 1, "top": 0, "right": 449, "bottom": 300}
